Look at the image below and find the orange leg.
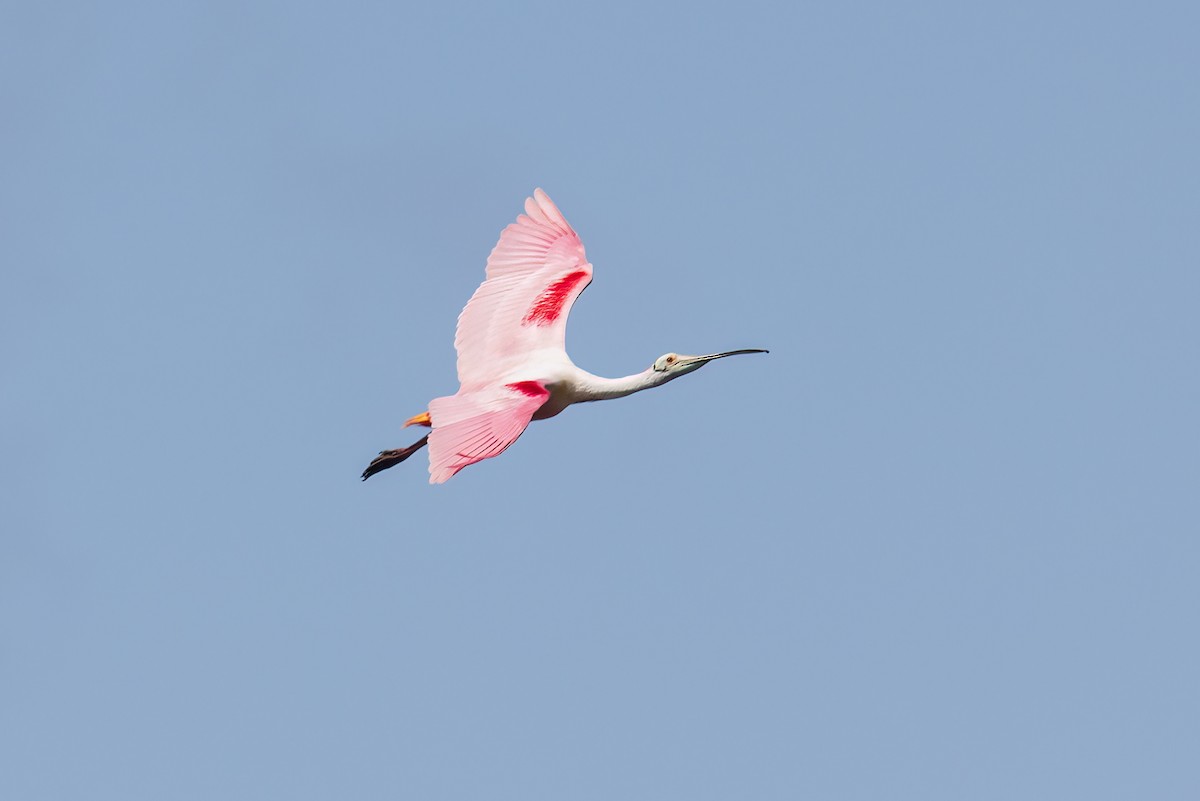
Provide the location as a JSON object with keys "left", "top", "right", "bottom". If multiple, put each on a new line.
{"left": 404, "top": 411, "right": 431, "bottom": 428}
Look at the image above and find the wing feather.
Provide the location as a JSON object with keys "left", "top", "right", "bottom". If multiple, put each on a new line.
{"left": 426, "top": 381, "right": 550, "bottom": 484}
{"left": 453, "top": 189, "right": 592, "bottom": 388}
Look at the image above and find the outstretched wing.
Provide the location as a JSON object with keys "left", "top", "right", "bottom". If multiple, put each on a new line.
{"left": 454, "top": 189, "right": 592, "bottom": 388}
{"left": 426, "top": 380, "right": 549, "bottom": 484}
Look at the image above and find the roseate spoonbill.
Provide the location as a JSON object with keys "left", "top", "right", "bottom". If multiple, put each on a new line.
{"left": 362, "top": 189, "right": 767, "bottom": 484}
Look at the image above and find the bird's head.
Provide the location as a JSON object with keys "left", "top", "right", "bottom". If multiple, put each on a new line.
{"left": 649, "top": 349, "right": 769, "bottom": 384}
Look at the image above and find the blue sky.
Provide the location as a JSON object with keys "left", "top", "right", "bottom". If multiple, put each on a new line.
{"left": 2, "top": 2, "right": 1198, "bottom": 798}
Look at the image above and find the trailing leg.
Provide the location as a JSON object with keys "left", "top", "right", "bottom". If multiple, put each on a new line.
{"left": 361, "top": 435, "right": 429, "bottom": 481}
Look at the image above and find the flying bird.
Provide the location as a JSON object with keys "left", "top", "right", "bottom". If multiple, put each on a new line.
{"left": 363, "top": 189, "right": 766, "bottom": 484}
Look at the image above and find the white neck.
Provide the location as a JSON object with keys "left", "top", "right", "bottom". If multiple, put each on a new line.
{"left": 572, "top": 368, "right": 665, "bottom": 403}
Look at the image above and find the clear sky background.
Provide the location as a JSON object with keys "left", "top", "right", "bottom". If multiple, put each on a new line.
{"left": 3, "top": 2, "right": 1198, "bottom": 799}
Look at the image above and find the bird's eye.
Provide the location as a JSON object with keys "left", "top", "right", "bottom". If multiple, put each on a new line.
{"left": 665, "top": 355, "right": 676, "bottom": 365}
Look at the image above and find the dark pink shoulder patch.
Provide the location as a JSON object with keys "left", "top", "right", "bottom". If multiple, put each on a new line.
{"left": 522, "top": 270, "right": 590, "bottom": 326}
{"left": 506, "top": 380, "right": 549, "bottom": 399}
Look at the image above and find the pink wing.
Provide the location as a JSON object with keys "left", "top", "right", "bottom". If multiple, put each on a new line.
{"left": 426, "top": 380, "right": 550, "bottom": 484}
{"left": 454, "top": 189, "right": 592, "bottom": 388}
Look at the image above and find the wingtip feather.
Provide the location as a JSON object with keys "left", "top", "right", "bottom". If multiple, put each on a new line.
{"left": 532, "top": 188, "right": 567, "bottom": 228}
{"left": 524, "top": 195, "right": 549, "bottom": 225}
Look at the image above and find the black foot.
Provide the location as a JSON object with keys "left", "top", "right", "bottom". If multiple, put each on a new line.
{"left": 361, "top": 435, "right": 429, "bottom": 481}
